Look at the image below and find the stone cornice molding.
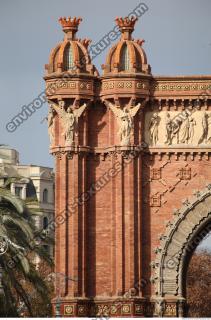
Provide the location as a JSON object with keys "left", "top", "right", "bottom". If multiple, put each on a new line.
{"left": 45, "top": 74, "right": 211, "bottom": 100}
{"left": 51, "top": 145, "right": 144, "bottom": 159}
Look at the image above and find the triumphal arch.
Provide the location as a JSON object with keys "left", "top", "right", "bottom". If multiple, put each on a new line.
{"left": 44, "top": 16, "right": 211, "bottom": 317}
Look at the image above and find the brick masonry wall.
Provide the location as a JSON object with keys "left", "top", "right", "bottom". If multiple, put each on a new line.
{"left": 142, "top": 154, "right": 211, "bottom": 296}
{"left": 51, "top": 89, "right": 211, "bottom": 319}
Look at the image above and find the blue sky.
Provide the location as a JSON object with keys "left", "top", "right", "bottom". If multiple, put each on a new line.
{"left": 197, "top": 232, "right": 211, "bottom": 252}
{"left": 0, "top": 0, "right": 211, "bottom": 248}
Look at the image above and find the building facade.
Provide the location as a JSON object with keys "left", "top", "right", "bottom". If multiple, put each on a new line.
{"left": 45, "top": 17, "right": 211, "bottom": 317}
{"left": 0, "top": 146, "right": 54, "bottom": 257}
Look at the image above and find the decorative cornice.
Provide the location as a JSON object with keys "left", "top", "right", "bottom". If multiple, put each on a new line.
{"left": 50, "top": 145, "right": 143, "bottom": 159}
{"left": 152, "top": 80, "right": 211, "bottom": 93}
{"left": 45, "top": 76, "right": 211, "bottom": 100}
{"left": 143, "top": 150, "right": 211, "bottom": 161}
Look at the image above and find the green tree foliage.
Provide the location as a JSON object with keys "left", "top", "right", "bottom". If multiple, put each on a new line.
{"left": 0, "top": 187, "right": 54, "bottom": 316}
{"left": 186, "top": 250, "right": 211, "bottom": 317}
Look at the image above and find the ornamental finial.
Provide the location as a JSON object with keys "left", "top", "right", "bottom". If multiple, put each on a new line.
{"left": 115, "top": 16, "right": 138, "bottom": 40}
{"left": 58, "top": 16, "right": 82, "bottom": 40}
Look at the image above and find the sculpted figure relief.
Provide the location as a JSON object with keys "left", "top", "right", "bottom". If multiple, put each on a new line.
{"left": 178, "top": 112, "right": 196, "bottom": 144}
{"left": 147, "top": 109, "right": 211, "bottom": 146}
{"left": 49, "top": 100, "right": 87, "bottom": 146}
{"left": 179, "top": 111, "right": 190, "bottom": 144}
{"left": 164, "top": 113, "right": 173, "bottom": 145}
{"left": 171, "top": 121, "right": 180, "bottom": 144}
{"left": 149, "top": 113, "right": 160, "bottom": 146}
{"left": 104, "top": 101, "right": 141, "bottom": 146}
{"left": 48, "top": 108, "right": 55, "bottom": 145}
{"left": 198, "top": 111, "right": 208, "bottom": 144}
{"left": 206, "top": 114, "right": 211, "bottom": 143}
{"left": 188, "top": 116, "right": 196, "bottom": 144}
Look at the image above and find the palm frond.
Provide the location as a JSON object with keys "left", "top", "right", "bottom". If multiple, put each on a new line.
{"left": 0, "top": 184, "right": 54, "bottom": 317}
{"left": 0, "top": 188, "right": 25, "bottom": 214}
{"left": 2, "top": 215, "right": 34, "bottom": 242}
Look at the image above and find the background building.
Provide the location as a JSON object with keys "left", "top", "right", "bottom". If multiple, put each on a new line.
{"left": 0, "top": 145, "right": 54, "bottom": 257}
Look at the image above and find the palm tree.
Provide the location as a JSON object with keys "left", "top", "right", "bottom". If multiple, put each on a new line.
{"left": 0, "top": 187, "right": 54, "bottom": 316}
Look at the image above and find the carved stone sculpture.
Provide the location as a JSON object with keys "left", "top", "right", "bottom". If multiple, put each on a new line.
{"left": 198, "top": 111, "right": 208, "bottom": 144}
{"left": 164, "top": 113, "right": 173, "bottom": 145}
{"left": 179, "top": 111, "right": 190, "bottom": 144}
{"left": 48, "top": 108, "right": 55, "bottom": 145}
{"left": 104, "top": 101, "right": 141, "bottom": 146}
{"left": 188, "top": 116, "right": 196, "bottom": 144}
{"left": 149, "top": 113, "right": 160, "bottom": 146}
{"left": 206, "top": 114, "right": 211, "bottom": 143}
{"left": 50, "top": 100, "right": 87, "bottom": 146}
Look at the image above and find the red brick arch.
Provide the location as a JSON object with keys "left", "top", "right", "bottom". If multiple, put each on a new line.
{"left": 153, "top": 186, "right": 211, "bottom": 316}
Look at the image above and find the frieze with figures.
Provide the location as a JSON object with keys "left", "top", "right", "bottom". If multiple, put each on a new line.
{"left": 145, "top": 110, "right": 211, "bottom": 147}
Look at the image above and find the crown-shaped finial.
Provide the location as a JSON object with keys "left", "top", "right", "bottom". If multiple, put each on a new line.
{"left": 59, "top": 16, "right": 82, "bottom": 39}
{"left": 115, "top": 16, "right": 138, "bottom": 40}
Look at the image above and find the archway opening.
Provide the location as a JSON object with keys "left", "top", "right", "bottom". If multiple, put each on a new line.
{"left": 185, "top": 230, "right": 211, "bottom": 317}
{"left": 156, "top": 191, "right": 211, "bottom": 317}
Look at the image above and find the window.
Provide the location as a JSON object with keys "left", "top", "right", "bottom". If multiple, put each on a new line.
{"left": 15, "top": 187, "right": 22, "bottom": 197}
{"left": 43, "top": 217, "right": 49, "bottom": 230}
{"left": 64, "top": 44, "right": 74, "bottom": 70}
{"left": 120, "top": 44, "right": 130, "bottom": 71}
{"left": 43, "top": 188, "right": 48, "bottom": 203}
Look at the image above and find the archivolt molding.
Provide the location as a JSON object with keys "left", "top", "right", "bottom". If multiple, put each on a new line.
{"left": 151, "top": 184, "right": 211, "bottom": 299}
